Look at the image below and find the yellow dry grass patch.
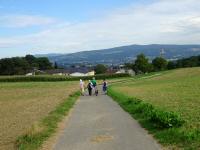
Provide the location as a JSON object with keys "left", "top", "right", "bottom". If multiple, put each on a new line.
{"left": 0, "top": 81, "right": 78, "bottom": 150}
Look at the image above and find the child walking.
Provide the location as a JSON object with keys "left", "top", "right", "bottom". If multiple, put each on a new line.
{"left": 102, "top": 79, "right": 108, "bottom": 94}
{"left": 87, "top": 80, "right": 93, "bottom": 96}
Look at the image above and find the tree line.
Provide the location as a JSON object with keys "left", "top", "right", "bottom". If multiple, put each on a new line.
{"left": 0, "top": 55, "right": 53, "bottom": 75}
{"left": 125, "top": 54, "right": 200, "bottom": 74}
{"left": 1, "top": 53, "right": 200, "bottom": 75}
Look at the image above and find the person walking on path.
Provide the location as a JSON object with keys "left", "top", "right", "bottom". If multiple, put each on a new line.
{"left": 79, "top": 79, "right": 85, "bottom": 96}
{"left": 91, "top": 77, "right": 97, "bottom": 95}
{"left": 102, "top": 79, "right": 108, "bottom": 94}
{"left": 87, "top": 80, "right": 93, "bottom": 96}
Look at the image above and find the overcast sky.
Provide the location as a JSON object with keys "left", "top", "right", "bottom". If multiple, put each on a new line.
{"left": 0, "top": 0, "right": 200, "bottom": 58}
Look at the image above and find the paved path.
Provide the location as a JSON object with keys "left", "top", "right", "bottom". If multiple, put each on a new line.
{"left": 54, "top": 91, "right": 161, "bottom": 150}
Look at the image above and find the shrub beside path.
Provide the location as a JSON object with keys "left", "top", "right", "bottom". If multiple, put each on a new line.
{"left": 53, "top": 92, "right": 161, "bottom": 150}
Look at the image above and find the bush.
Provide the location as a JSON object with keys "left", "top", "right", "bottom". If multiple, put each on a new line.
{"left": 108, "top": 88, "right": 184, "bottom": 129}
{"left": 149, "top": 108, "right": 184, "bottom": 128}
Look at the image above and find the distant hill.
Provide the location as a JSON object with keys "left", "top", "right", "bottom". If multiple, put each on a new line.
{"left": 35, "top": 44, "right": 200, "bottom": 67}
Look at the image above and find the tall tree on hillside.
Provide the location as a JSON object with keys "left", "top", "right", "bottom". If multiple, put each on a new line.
{"left": 167, "top": 61, "right": 176, "bottom": 70}
{"left": 54, "top": 62, "right": 58, "bottom": 69}
{"left": 36, "top": 57, "right": 53, "bottom": 70}
{"left": 152, "top": 57, "right": 168, "bottom": 71}
{"left": 0, "top": 58, "right": 15, "bottom": 75}
{"left": 12, "top": 57, "right": 30, "bottom": 75}
{"left": 94, "top": 64, "right": 107, "bottom": 74}
{"left": 25, "top": 55, "right": 39, "bottom": 69}
{"left": 25, "top": 55, "right": 36, "bottom": 65}
{"left": 134, "top": 54, "right": 151, "bottom": 74}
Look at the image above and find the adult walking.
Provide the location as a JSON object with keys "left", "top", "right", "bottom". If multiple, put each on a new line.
{"left": 91, "top": 77, "right": 97, "bottom": 88}
{"left": 92, "top": 77, "right": 99, "bottom": 96}
{"left": 79, "top": 79, "right": 85, "bottom": 96}
{"left": 87, "top": 80, "right": 93, "bottom": 96}
{"left": 91, "top": 77, "right": 98, "bottom": 96}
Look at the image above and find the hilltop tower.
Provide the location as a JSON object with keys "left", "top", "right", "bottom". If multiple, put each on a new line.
{"left": 160, "top": 48, "right": 165, "bottom": 58}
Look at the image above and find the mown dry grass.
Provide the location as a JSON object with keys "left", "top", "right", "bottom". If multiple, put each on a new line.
{"left": 112, "top": 68, "right": 200, "bottom": 129}
{"left": 0, "top": 81, "right": 78, "bottom": 150}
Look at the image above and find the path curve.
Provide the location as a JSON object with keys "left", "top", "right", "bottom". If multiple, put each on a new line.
{"left": 54, "top": 91, "right": 161, "bottom": 150}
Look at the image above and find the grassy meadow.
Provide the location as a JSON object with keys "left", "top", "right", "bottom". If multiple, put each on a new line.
{"left": 110, "top": 68, "right": 200, "bottom": 149}
{"left": 0, "top": 81, "right": 78, "bottom": 150}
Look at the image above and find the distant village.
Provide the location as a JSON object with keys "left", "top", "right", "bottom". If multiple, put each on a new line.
{"left": 0, "top": 54, "right": 136, "bottom": 76}
{"left": 25, "top": 49, "right": 167, "bottom": 77}
{"left": 26, "top": 65, "right": 135, "bottom": 77}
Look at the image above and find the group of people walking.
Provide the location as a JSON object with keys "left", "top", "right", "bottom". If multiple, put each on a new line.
{"left": 79, "top": 77, "right": 107, "bottom": 96}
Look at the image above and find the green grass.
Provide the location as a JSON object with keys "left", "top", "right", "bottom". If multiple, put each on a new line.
{"left": 109, "top": 68, "right": 200, "bottom": 149}
{"left": 16, "top": 91, "right": 80, "bottom": 150}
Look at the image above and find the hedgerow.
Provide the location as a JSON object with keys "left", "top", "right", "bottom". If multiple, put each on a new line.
{"left": 108, "top": 88, "right": 184, "bottom": 128}
{"left": 0, "top": 73, "right": 130, "bottom": 82}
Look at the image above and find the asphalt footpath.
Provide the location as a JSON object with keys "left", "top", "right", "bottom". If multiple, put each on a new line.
{"left": 53, "top": 91, "right": 161, "bottom": 150}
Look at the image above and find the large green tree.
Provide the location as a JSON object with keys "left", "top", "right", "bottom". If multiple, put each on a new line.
{"left": 152, "top": 57, "right": 168, "bottom": 71}
{"left": 36, "top": 57, "right": 53, "bottom": 70}
{"left": 167, "top": 61, "right": 176, "bottom": 70}
{"left": 94, "top": 64, "right": 107, "bottom": 74}
{"left": 12, "top": 57, "right": 30, "bottom": 75}
{"left": 0, "top": 58, "right": 15, "bottom": 75}
{"left": 54, "top": 62, "right": 58, "bottom": 69}
{"left": 134, "top": 54, "right": 151, "bottom": 74}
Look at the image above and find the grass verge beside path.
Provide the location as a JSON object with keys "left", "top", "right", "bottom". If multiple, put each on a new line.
{"left": 16, "top": 91, "right": 80, "bottom": 150}
{"left": 108, "top": 88, "right": 200, "bottom": 149}
{"left": 108, "top": 68, "right": 200, "bottom": 149}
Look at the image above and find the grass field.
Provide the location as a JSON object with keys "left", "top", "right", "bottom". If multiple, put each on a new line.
{"left": 110, "top": 68, "right": 200, "bottom": 149}
{"left": 0, "top": 77, "right": 125, "bottom": 150}
{"left": 0, "top": 81, "right": 78, "bottom": 150}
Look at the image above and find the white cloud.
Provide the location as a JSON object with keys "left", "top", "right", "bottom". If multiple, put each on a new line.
{"left": 0, "top": 15, "right": 57, "bottom": 28}
{"left": 0, "top": 0, "right": 200, "bottom": 56}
